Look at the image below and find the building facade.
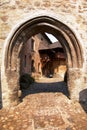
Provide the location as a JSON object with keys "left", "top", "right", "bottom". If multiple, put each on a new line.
{"left": 20, "top": 33, "right": 66, "bottom": 79}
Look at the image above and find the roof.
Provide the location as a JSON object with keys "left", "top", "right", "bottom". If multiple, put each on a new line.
{"left": 49, "top": 41, "right": 62, "bottom": 49}
{"left": 39, "top": 41, "right": 62, "bottom": 50}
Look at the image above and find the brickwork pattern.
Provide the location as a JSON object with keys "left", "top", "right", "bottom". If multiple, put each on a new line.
{"left": 0, "top": 92, "right": 87, "bottom": 130}
{"left": 0, "top": 0, "right": 87, "bottom": 107}
{"left": 0, "top": 0, "right": 87, "bottom": 71}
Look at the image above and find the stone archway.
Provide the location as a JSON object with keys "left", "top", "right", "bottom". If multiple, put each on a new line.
{"left": 1, "top": 13, "right": 84, "bottom": 107}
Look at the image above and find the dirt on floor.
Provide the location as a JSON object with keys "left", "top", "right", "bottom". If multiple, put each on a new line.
{"left": 0, "top": 77, "right": 87, "bottom": 130}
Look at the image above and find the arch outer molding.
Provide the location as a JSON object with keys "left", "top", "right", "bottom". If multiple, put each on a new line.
{"left": 1, "top": 11, "right": 84, "bottom": 107}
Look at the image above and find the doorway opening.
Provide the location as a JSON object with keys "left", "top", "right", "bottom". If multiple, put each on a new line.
{"left": 20, "top": 33, "right": 67, "bottom": 79}
{"left": 19, "top": 32, "right": 68, "bottom": 99}
{"left": 1, "top": 15, "right": 83, "bottom": 107}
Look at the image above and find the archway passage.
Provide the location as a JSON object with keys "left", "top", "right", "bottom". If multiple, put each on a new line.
{"left": 1, "top": 15, "right": 83, "bottom": 107}
{"left": 19, "top": 32, "right": 67, "bottom": 80}
{"left": 19, "top": 32, "right": 68, "bottom": 100}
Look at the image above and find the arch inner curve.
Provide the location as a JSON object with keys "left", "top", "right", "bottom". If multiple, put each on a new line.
{"left": 1, "top": 15, "right": 83, "bottom": 107}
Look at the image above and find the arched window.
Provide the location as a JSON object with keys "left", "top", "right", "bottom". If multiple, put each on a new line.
{"left": 24, "top": 55, "right": 26, "bottom": 67}
{"left": 38, "top": 63, "right": 40, "bottom": 72}
{"left": 31, "top": 60, "right": 35, "bottom": 72}
{"left": 31, "top": 38, "right": 34, "bottom": 51}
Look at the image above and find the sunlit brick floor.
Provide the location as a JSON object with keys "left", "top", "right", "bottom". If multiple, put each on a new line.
{"left": 0, "top": 77, "right": 87, "bottom": 130}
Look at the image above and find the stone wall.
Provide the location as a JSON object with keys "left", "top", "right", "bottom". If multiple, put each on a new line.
{"left": 0, "top": 0, "right": 87, "bottom": 72}
{"left": 0, "top": 0, "right": 87, "bottom": 107}
{"left": 0, "top": 0, "right": 87, "bottom": 41}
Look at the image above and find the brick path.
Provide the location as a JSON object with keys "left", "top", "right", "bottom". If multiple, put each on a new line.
{"left": 0, "top": 77, "right": 87, "bottom": 130}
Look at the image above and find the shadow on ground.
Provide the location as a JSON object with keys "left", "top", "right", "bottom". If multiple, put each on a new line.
{"left": 79, "top": 89, "right": 87, "bottom": 113}
{"left": 21, "top": 81, "right": 69, "bottom": 100}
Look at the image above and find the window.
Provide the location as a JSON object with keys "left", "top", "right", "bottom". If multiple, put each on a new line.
{"left": 41, "top": 38, "right": 43, "bottom": 41}
{"left": 38, "top": 63, "right": 40, "bottom": 72}
{"left": 24, "top": 55, "right": 26, "bottom": 67}
{"left": 31, "top": 60, "right": 35, "bottom": 72}
{"left": 31, "top": 39, "right": 34, "bottom": 51}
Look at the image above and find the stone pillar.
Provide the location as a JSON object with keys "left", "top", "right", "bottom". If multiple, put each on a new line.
{"left": 68, "top": 68, "right": 84, "bottom": 101}
{"left": 2, "top": 70, "right": 20, "bottom": 108}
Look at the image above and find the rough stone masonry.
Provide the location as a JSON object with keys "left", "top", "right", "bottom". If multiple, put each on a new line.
{"left": 0, "top": 0, "right": 87, "bottom": 107}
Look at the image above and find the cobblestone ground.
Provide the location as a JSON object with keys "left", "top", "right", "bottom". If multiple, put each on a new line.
{"left": 0, "top": 77, "right": 87, "bottom": 130}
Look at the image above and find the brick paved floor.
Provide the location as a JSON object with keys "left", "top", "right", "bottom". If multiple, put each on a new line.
{"left": 0, "top": 77, "right": 87, "bottom": 130}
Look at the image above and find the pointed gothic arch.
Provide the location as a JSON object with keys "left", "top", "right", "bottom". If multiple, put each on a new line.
{"left": 1, "top": 13, "right": 84, "bottom": 107}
